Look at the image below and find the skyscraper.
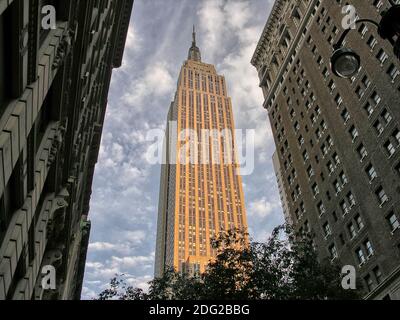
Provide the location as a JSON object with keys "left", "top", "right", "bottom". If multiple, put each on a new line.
{"left": 252, "top": 0, "right": 400, "bottom": 299}
{"left": 155, "top": 28, "right": 248, "bottom": 277}
{"left": 0, "top": 0, "right": 133, "bottom": 299}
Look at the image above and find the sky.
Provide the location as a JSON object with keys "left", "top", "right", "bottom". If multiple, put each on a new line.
{"left": 81, "top": 0, "right": 284, "bottom": 299}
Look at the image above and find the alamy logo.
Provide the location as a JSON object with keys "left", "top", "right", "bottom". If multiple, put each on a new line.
{"left": 341, "top": 265, "right": 356, "bottom": 290}
{"left": 145, "top": 121, "right": 255, "bottom": 175}
{"left": 41, "top": 265, "right": 56, "bottom": 290}
{"left": 341, "top": 5, "right": 357, "bottom": 30}
{"left": 41, "top": 5, "right": 57, "bottom": 30}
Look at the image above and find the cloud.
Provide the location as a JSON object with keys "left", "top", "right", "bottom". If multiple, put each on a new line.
{"left": 81, "top": 287, "right": 97, "bottom": 300}
{"left": 248, "top": 197, "right": 280, "bottom": 218}
{"left": 123, "top": 62, "right": 174, "bottom": 109}
{"left": 89, "top": 242, "right": 119, "bottom": 252}
{"left": 110, "top": 254, "right": 154, "bottom": 269}
{"left": 125, "top": 25, "right": 141, "bottom": 51}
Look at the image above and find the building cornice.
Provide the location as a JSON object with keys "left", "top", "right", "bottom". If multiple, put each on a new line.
{"left": 112, "top": 0, "right": 134, "bottom": 68}
{"left": 363, "top": 264, "right": 400, "bottom": 300}
{"left": 251, "top": 0, "right": 287, "bottom": 68}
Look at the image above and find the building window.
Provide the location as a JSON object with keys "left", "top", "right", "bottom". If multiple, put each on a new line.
{"left": 329, "top": 244, "right": 337, "bottom": 260}
{"left": 298, "top": 135, "right": 305, "bottom": 146}
{"left": 322, "top": 67, "right": 329, "bottom": 79}
{"left": 340, "top": 200, "right": 349, "bottom": 215}
{"left": 384, "top": 140, "right": 396, "bottom": 156}
{"left": 364, "top": 239, "right": 374, "bottom": 257}
{"left": 348, "top": 223, "right": 357, "bottom": 239}
{"left": 366, "top": 164, "right": 378, "bottom": 181}
{"left": 300, "top": 202, "right": 305, "bottom": 214}
{"left": 355, "top": 86, "right": 364, "bottom": 99}
{"left": 355, "top": 214, "right": 364, "bottom": 230}
{"left": 373, "top": 119, "right": 384, "bottom": 135}
{"left": 367, "top": 35, "right": 377, "bottom": 49}
{"left": 364, "top": 102, "right": 374, "bottom": 116}
{"left": 328, "top": 80, "right": 336, "bottom": 92}
{"left": 387, "top": 64, "right": 399, "bottom": 81}
{"left": 357, "top": 248, "right": 366, "bottom": 264}
{"left": 364, "top": 274, "right": 374, "bottom": 292}
{"left": 375, "top": 186, "right": 389, "bottom": 206}
{"left": 381, "top": 109, "right": 392, "bottom": 124}
{"left": 317, "top": 201, "right": 325, "bottom": 215}
{"left": 333, "top": 152, "right": 340, "bottom": 166}
{"left": 371, "top": 91, "right": 381, "bottom": 106}
{"left": 357, "top": 144, "right": 368, "bottom": 160}
{"left": 321, "top": 143, "right": 328, "bottom": 155}
{"left": 373, "top": 266, "right": 383, "bottom": 284}
{"left": 373, "top": 0, "right": 384, "bottom": 10}
{"left": 376, "top": 49, "right": 388, "bottom": 64}
{"left": 334, "top": 94, "right": 343, "bottom": 106}
{"left": 303, "top": 150, "right": 309, "bottom": 161}
{"left": 394, "top": 129, "right": 400, "bottom": 145}
{"left": 327, "top": 161, "right": 335, "bottom": 174}
{"left": 358, "top": 23, "right": 368, "bottom": 36}
{"left": 347, "top": 192, "right": 356, "bottom": 206}
{"left": 361, "top": 75, "right": 371, "bottom": 88}
{"left": 387, "top": 211, "right": 400, "bottom": 232}
{"left": 307, "top": 166, "right": 314, "bottom": 178}
{"left": 341, "top": 108, "right": 350, "bottom": 123}
{"left": 334, "top": 180, "right": 342, "bottom": 194}
{"left": 340, "top": 172, "right": 348, "bottom": 185}
{"left": 349, "top": 125, "right": 359, "bottom": 141}
{"left": 312, "top": 183, "right": 319, "bottom": 196}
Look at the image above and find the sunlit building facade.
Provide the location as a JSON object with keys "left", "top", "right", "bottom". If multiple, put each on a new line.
{"left": 155, "top": 28, "right": 248, "bottom": 277}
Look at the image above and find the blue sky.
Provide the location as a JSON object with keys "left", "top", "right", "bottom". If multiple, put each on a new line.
{"left": 81, "top": 0, "right": 284, "bottom": 299}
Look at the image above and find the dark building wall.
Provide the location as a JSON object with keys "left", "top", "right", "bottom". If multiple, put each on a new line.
{"left": 0, "top": 0, "right": 133, "bottom": 300}
{"left": 252, "top": 0, "right": 400, "bottom": 299}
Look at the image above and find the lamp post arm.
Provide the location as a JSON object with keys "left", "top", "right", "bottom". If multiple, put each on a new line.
{"left": 334, "top": 19, "right": 380, "bottom": 49}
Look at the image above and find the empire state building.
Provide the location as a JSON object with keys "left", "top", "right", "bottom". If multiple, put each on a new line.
{"left": 155, "top": 27, "right": 248, "bottom": 277}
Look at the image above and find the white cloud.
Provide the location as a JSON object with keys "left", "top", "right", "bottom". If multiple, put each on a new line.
{"left": 86, "top": 261, "right": 104, "bottom": 269}
{"left": 197, "top": 0, "right": 226, "bottom": 60}
{"left": 125, "top": 25, "right": 141, "bottom": 51}
{"left": 121, "top": 230, "right": 147, "bottom": 244}
{"left": 248, "top": 197, "right": 279, "bottom": 218}
{"left": 110, "top": 254, "right": 154, "bottom": 269}
{"left": 225, "top": 1, "right": 252, "bottom": 29}
{"left": 81, "top": 286, "right": 97, "bottom": 300}
{"left": 89, "top": 242, "right": 119, "bottom": 252}
{"left": 123, "top": 62, "right": 174, "bottom": 109}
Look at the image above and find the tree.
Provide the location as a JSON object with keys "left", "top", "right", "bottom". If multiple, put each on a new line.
{"left": 96, "top": 225, "right": 361, "bottom": 300}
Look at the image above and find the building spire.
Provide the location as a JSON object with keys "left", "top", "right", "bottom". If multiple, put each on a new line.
{"left": 188, "top": 25, "right": 201, "bottom": 62}
{"left": 192, "top": 25, "right": 196, "bottom": 46}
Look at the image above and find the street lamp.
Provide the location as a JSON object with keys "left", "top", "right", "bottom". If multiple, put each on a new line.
{"left": 331, "top": 1, "right": 400, "bottom": 78}
{"left": 331, "top": 47, "right": 361, "bottom": 78}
